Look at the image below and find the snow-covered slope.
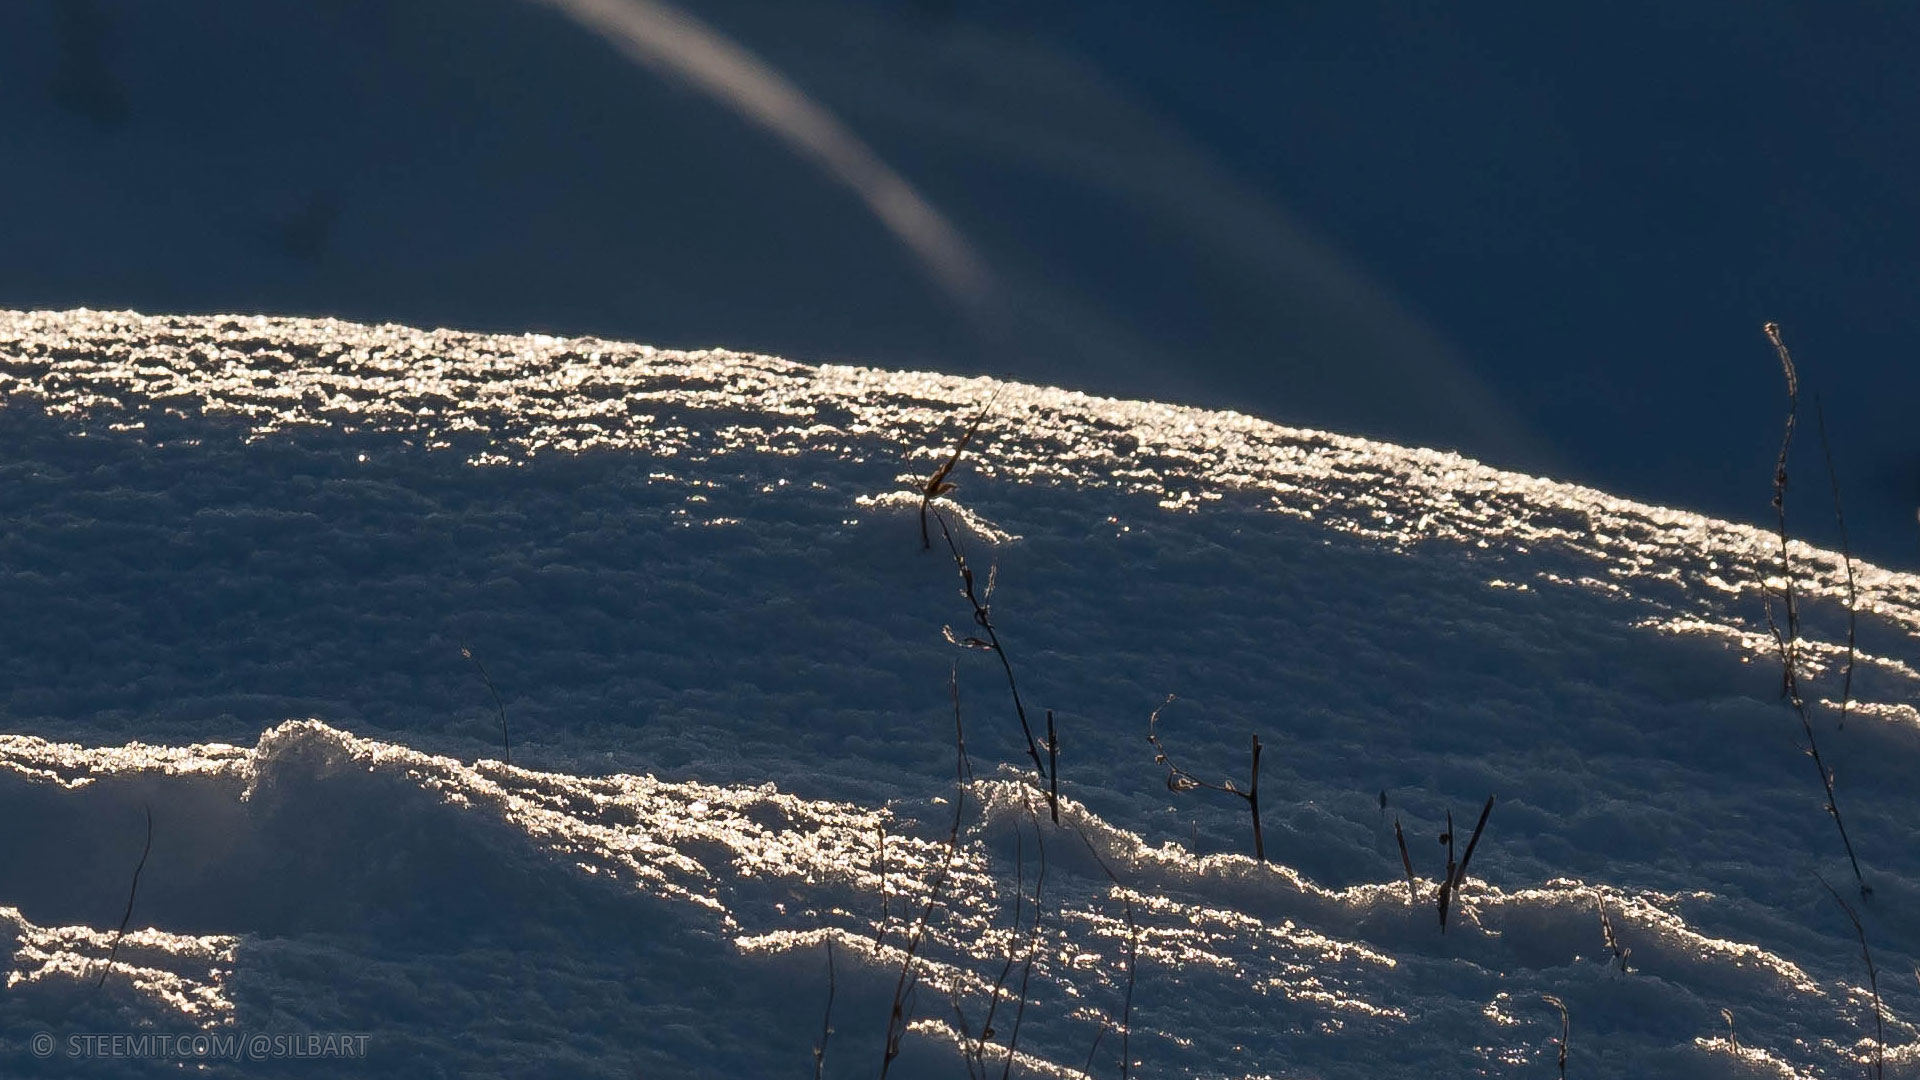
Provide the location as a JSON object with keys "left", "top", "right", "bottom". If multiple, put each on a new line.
{"left": 2, "top": 309, "right": 1918, "bottom": 1078}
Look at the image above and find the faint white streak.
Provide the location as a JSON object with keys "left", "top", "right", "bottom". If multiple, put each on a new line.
{"left": 528, "top": 0, "right": 993, "bottom": 309}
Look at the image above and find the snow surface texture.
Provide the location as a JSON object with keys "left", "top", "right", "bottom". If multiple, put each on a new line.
{"left": 1, "top": 308, "right": 1919, "bottom": 1078}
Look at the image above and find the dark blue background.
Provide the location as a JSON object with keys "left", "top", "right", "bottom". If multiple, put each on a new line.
{"left": 3, "top": 0, "right": 1915, "bottom": 565}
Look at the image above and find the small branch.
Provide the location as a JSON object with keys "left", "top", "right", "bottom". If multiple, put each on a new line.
{"left": 921, "top": 391, "right": 999, "bottom": 551}
{"left": 461, "top": 646, "right": 510, "bottom": 768}
{"left": 94, "top": 806, "right": 153, "bottom": 989}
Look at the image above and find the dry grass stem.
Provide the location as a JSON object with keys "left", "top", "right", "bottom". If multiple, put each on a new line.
{"left": 921, "top": 392, "right": 999, "bottom": 550}
{"left": 933, "top": 508, "right": 1048, "bottom": 785}
{"left": 878, "top": 668, "right": 974, "bottom": 1078}
{"left": 1148, "top": 696, "right": 1266, "bottom": 861}
{"left": 461, "top": 645, "right": 510, "bottom": 767}
{"left": 1819, "top": 873, "right": 1883, "bottom": 1080}
{"left": 813, "top": 937, "right": 836, "bottom": 1080}
{"left": 1760, "top": 322, "right": 1870, "bottom": 897}
{"left": 1542, "top": 994, "right": 1568, "bottom": 1079}
{"left": 1599, "top": 900, "right": 1629, "bottom": 972}
{"left": 93, "top": 805, "right": 153, "bottom": 989}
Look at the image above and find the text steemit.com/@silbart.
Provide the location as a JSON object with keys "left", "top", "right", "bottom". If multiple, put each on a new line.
{"left": 26, "top": 1031, "right": 372, "bottom": 1061}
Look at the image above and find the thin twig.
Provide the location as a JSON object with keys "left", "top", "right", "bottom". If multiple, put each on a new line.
{"left": 1819, "top": 873, "right": 1884, "bottom": 1080}
{"left": 999, "top": 799, "right": 1048, "bottom": 1080}
{"left": 1599, "top": 899, "right": 1629, "bottom": 972}
{"left": 1247, "top": 735, "right": 1264, "bottom": 863}
{"left": 879, "top": 668, "right": 974, "bottom": 1078}
{"left": 970, "top": 822, "right": 1024, "bottom": 1078}
{"left": 1437, "top": 796, "right": 1495, "bottom": 932}
{"left": 1761, "top": 324, "right": 1870, "bottom": 898}
{"left": 1542, "top": 994, "right": 1569, "bottom": 1079}
{"left": 934, "top": 508, "right": 1046, "bottom": 779}
{"left": 1393, "top": 817, "right": 1417, "bottom": 905}
{"left": 1081, "top": 1020, "right": 1109, "bottom": 1080}
{"left": 921, "top": 391, "right": 1000, "bottom": 550}
{"left": 877, "top": 821, "right": 888, "bottom": 948}
{"left": 461, "top": 646, "right": 510, "bottom": 767}
{"left": 1455, "top": 796, "right": 1495, "bottom": 890}
{"left": 1047, "top": 710, "right": 1060, "bottom": 825}
{"left": 94, "top": 806, "right": 153, "bottom": 989}
{"left": 1071, "top": 826, "right": 1138, "bottom": 1079}
{"left": 1148, "top": 697, "right": 1266, "bottom": 861}
{"left": 813, "top": 937, "right": 836, "bottom": 1080}
{"left": 1120, "top": 898, "right": 1137, "bottom": 1080}
{"left": 1764, "top": 322, "right": 1803, "bottom": 665}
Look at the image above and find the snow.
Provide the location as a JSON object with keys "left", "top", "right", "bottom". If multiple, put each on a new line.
{"left": 2, "top": 308, "right": 1919, "bottom": 1077}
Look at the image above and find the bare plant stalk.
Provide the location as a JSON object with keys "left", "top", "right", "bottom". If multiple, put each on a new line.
{"left": 879, "top": 669, "right": 974, "bottom": 1078}
{"left": 970, "top": 820, "right": 1026, "bottom": 1077}
{"left": 1761, "top": 323, "right": 1871, "bottom": 898}
{"left": 1599, "top": 899, "right": 1629, "bottom": 972}
{"left": 1815, "top": 395, "right": 1859, "bottom": 730}
{"left": 1247, "top": 735, "right": 1263, "bottom": 863}
{"left": 1438, "top": 796, "right": 1495, "bottom": 932}
{"left": 814, "top": 937, "right": 836, "bottom": 1080}
{"left": 1393, "top": 817, "right": 1418, "bottom": 905}
{"left": 1819, "top": 874, "right": 1884, "bottom": 1080}
{"left": 951, "top": 996, "right": 982, "bottom": 1080}
{"left": 1071, "top": 825, "right": 1139, "bottom": 1079}
{"left": 1764, "top": 322, "right": 1803, "bottom": 667}
{"left": 1147, "top": 697, "right": 1266, "bottom": 862}
{"left": 1542, "top": 994, "right": 1569, "bottom": 1079}
{"left": 1081, "top": 1020, "right": 1109, "bottom": 1080}
{"left": 94, "top": 806, "right": 153, "bottom": 989}
{"left": 461, "top": 645, "right": 510, "bottom": 767}
{"left": 1047, "top": 710, "right": 1060, "bottom": 825}
{"left": 933, "top": 509, "right": 1047, "bottom": 780}
{"left": 1455, "top": 796, "right": 1494, "bottom": 889}
{"left": 998, "top": 810, "right": 1047, "bottom": 1080}
{"left": 1120, "top": 897, "right": 1137, "bottom": 1080}
{"left": 921, "top": 392, "right": 999, "bottom": 551}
